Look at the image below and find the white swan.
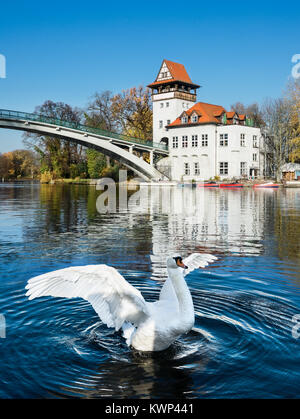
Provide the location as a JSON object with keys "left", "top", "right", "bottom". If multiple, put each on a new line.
{"left": 25, "top": 253, "right": 217, "bottom": 352}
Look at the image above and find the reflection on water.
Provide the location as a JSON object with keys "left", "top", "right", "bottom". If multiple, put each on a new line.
{"left": 0, "top": 182, "right": 300, "bottom": 398}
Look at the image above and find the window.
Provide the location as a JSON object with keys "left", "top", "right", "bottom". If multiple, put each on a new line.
{"left": 219, "top": 162, "right": 228, "bottom": 175}
{"left": 160, "top": 103, "right": 164, "bottom": 108}
{"left": 172, "top": 136, "right": 178, "bottom": 148}
{"left": 184, "top": 163, "right": 190, "bottom": 175}
{"left": 159, "top": 120, "right": 163, "bottom": 129}
{"left": 191, "top": 114, "right": 198, "bottom": 123}
{"left": 194, "top": 162, "right": 200, "bottom": 175}
{"left": 182, "top": 136, "right": 188, "bottom": 148}
{"left": 240, "top": 133, "right": 245, "bottom": 147}
{"left": 240, "top": 162, "right": 247, "bottom": 176}
{"left": 166, "top": 102, "right": 169, "bottom": 107}
{"left": 167, "top": 119, "right": 170, "bottom": 125}
{"left": 219, "top": 133, "right": 228, "bottom": 146}
{"left": 191, "top": 135, "right": 198, "bottom": 147}
{"left": 253, "top": 153, "right": 257, "bottom": 161}
{"left": 181, "top": 116, "right": 188, "bottom": 124}
{"left": 253, "top": 135, "right": 258, "bottom": 148}
{"left": 202, "top": 134, "right": 208, "bottom": 146}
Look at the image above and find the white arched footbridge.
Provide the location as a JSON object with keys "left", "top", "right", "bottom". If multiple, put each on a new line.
{"left": 0, "top": 109, "right": 169, "bottom": 180}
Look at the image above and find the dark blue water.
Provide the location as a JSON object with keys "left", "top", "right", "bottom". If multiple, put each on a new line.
{"left": 0, "top": 182, "right": 300, "bottom": 398}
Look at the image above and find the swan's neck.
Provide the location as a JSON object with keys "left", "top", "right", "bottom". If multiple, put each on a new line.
{"left": 168, "top": 268, "right": 194, "bottom": 322}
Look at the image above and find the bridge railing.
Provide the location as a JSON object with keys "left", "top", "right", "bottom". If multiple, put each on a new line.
{"left": 0, "top": 109, "right": 168, "bottom": 152}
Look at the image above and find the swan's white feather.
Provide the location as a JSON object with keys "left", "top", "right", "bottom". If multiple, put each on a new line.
{"left": 159, "top": 276, "right": 179, "bottom": 308}
{"left": 25, "top": 264, "right": 149, "bottom": 331}
{"left": 182, "top": 253, "right": 218, "bottom": 276}
{"left": 25, "top": 253, "right": 218, "bottom": 352}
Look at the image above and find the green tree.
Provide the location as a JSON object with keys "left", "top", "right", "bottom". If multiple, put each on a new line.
{"left": 86, "top": 149, "right": 107, "bottom": 178}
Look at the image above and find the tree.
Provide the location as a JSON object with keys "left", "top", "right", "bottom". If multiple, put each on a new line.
{"left": 23, "top": 100, "right": 85, "bottom": 178}
{"left": 285, "top": 78, "right": 300, "bottom": 162}
{"left": 231, "top": 102, "right": 265, "bottom": 128}
{"left": 0, "top": 150, "right": 40, "bottom": 179}
{"left": 86, "top": 149, "right": 107, "bottom": 178}
{"left": 111, "top": 86, "right": 153, "bottom": 140}
{"left": 85, "top": 91, "right": 117, "bottom": 131}
{"left": 261, "top": 98, "right": 292, "bottom": 181}
{"left": 0, "top": 153, "right": 12, "bottom": 179}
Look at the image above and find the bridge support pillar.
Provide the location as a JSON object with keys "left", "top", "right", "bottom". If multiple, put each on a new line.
{"left": 129, "top": 145, "right": 134, "bottom": 153}
{"left": 149, "top": 150, "right": 154, "bottom": 166}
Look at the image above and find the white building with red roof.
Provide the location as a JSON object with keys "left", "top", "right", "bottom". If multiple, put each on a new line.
{"left": 148, "top": 60, "right": 264, "bottom": 181}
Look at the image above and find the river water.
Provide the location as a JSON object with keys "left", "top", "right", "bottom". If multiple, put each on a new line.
{"left": 0, "top": 182, "right": 299, "bottom": 398}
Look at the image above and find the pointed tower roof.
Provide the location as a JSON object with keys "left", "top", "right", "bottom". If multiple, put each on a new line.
{"left": 148, "top": 59, "right": 200, "bottom": 89}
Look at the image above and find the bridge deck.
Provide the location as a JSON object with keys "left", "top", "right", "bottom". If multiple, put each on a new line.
{"left": 0, "top": 109, "right": 168, "bottom": 153}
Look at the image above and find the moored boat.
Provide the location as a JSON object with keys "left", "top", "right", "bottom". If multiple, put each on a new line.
{"left": 253, "top": 182, "right": 280, "bottom": 188}
{"left": 197, "top": 182, "right": 219, "bottom": 188}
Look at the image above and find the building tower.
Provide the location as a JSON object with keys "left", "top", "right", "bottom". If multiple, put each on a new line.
{"left": 148, "top": 59, "right": 200, "bottom": 146}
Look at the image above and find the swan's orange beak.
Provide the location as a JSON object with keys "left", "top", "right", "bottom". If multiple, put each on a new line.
{"left": 176, "top": 258, "right": 188, "bottom": 269}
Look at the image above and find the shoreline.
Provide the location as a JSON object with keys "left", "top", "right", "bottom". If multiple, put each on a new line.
{"left": 2, "top": 178, "right": 300, "bottom": 188}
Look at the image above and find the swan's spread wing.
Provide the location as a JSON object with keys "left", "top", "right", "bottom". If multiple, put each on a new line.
{"left": 182, "top": 253, "right": 218, "bottom": 276}
{"left": 25, "top": 264, "right": 149, "bottom": 330}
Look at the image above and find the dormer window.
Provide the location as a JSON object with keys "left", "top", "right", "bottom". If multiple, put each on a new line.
{"left": 181, "top": 113, "right": 188, "bottom": 124}
{"left": 191, "top": 113, "right": 198, "bottom": 123}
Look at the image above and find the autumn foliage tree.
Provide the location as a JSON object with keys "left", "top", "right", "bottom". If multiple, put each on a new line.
{"left": 285, "top": 78, "right": 300, "bottom": 162}
{"left": 111, "top": 86, "right": 153, "bottom": 140}
{"left": 0, "top": 150, "right": 40, "bottom": 179}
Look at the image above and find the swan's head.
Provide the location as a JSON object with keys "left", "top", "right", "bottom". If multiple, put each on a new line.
{"left": 167, "top": 255, "right": 188, "bottom": 270}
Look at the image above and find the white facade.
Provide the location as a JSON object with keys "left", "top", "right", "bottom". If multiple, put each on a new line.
{"left": 149, "top": 60, "right": 264, "bottom": 181}
{"left": 152, "top": 92, "right": 195, "bottom": 145}
{"left": 165, "top": 124, "right": 263, "bottom": 181}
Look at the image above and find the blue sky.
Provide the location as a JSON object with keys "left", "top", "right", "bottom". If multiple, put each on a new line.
{"left": 0, "top": 0, "right": 299, "bottom": 152}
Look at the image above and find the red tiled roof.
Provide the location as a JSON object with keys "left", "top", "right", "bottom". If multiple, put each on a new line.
{"left": 148, "top": 59, "right": 199, "bottom": 88}
{"left": 167, "top": 102, "right": 245, "bottom": 127}
{"left": 226, "top": 111, "right": 235, "bottom": 119}
{"left": 164, "top": 60, "right": 192, "bottom": 83}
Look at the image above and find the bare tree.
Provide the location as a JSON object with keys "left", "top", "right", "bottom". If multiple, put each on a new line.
{"left": 85, "top": 91, "right": 117, "bottom": 132}
{"left": 261, "top": 98, "right": 292, "bottom": 181}
{"left": 231, "top": 102, "right": 265, "bottom": 128}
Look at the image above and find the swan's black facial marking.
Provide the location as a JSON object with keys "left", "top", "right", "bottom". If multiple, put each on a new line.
{"left": 173, "top": 257, "right": 188, "bottom": 269}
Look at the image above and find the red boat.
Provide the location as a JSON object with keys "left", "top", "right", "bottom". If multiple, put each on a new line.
{"left": 253, "top": 183, "right": 280, "bottom": 188}
{"left": 198, "top": 182, "right": 219, "bottom": 188}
